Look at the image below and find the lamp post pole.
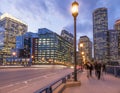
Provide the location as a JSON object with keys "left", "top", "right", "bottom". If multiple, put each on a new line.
{"left": 74, "top": 16, "right": 77, "bottom": 81}
{"left": 71, "top": 1, "right": 79, "bottom": 81}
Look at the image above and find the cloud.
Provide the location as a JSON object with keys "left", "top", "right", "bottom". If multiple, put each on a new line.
{"left": 0, "top": 0, "right": 120, "bottom": 43}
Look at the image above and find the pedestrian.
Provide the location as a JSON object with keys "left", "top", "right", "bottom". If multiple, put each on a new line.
{"left": 102, "top": 62, "right": 106, "bottom": 74}
{"left": 85, "top": 62, "right": 90, "bottom": 78}
{"left": 94, "top": 61, "right": 98, "bottom": 77}
{"left": 96, "top": 62, "right": 102, "bottom": 80}
{"left": 89, "top": 63, "right": 93, "bottom": 77}
{"left": 85, "top": 62, "right": 93, "bottom": 78}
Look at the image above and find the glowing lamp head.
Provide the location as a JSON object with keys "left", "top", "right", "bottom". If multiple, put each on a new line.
{"left": 31, "top": 56, "right": 34, "bottom": 58}
{"left": 81, "top": 52, "right": 84, "bottom": 55}
{"left": 80, "top": 43, "right": 83, "bottom": 47}
{"left": 12, "top": 52, "right": 16, "bottom": 56}
{"left": 71, "top": 1, "right": 79, "bottom": 17}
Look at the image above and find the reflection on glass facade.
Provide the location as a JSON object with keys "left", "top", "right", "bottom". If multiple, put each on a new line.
{"left": 16, "top": 32, "right": 38, "bottom": 58}
{"left": 93, "top": 7, "right": 108, "bottom": 62}
{"left": 32, "top": 28, "right": 73, "bottom": 65}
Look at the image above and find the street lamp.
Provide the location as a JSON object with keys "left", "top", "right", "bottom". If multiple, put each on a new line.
{"left": 12, "top": 52, "right": 16, "bottom": 64}
{"left": 71, "top": 1, "right": 79, "bottom": 81}
{"left": 80, "top": 43, "right": 83, "bottom": 47}
{"left": 12, "top": 52, "right": 16, "bottom": 56}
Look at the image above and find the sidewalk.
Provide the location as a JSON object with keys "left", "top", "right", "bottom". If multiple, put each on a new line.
{"left": 64, "top": 70, "right": 120, "bottom": 93}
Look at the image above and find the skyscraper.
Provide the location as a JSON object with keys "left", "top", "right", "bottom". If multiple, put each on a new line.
{"left": 114, "top": 19, "right": 120, "bottom": 59}
{"left": 93, "top": 7, "right": 108, "bottom": 62}
{"left": 108, "top": 30, "right": 118, "bottom": 61}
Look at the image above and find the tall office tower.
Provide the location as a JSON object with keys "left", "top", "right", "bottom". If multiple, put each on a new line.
{"left": 78, "top": 36, "right": 92, "bottom": 64}
{"left": 61, "top": 30, "right": 74, "bottom": 45}
{"left": 114, "top": 19, "right": 120, "bottom": 59}
{"left": 93, "top": 7, "right": 108, "bottom": 62}
{"left": 108, "top": 30, "right": 118, "bottom": 61}
{"left": 0, "top": 13, "right": 27, "bottom": 63}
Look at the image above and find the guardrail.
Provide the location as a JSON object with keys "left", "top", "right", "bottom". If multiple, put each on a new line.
{"left": 35, "top": 69, "right": 81, "bottom": 93}
{"left": 106, "top": 65, "right": 120, "bottom": 77}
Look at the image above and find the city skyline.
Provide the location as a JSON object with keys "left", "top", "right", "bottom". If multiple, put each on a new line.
{"left": 0, "top": 0, "right": 120, "bottom": 42}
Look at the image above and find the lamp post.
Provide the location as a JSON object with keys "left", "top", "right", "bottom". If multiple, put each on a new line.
{"left": 71, "top": 1, "right": 79, "bottom": 81}
{"left": 12, "top": 52, "right": 16, "bottom": 64}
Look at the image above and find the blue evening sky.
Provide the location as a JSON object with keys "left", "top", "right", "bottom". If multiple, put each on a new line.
{"left": 0, "top": 0, "right": 120, "bottom": 42}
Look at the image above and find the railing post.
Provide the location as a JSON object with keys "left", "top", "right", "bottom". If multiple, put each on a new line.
{"left": 46, "top": 87, "right": 52, "bottom": 93}
{"left": 62, "top": 78, "right": 66, "bottom": 83}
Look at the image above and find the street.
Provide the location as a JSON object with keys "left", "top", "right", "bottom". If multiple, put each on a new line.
{"left": 0, "top": 66, "right": 73, "bottom": 93}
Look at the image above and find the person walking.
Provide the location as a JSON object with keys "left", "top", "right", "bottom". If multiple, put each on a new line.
{"left": 94, "top": 61, "right": 98, "bottom": 77}
{"left": 102, "top": 62, "right": 106, "bottom": 74}
{"left": 85, "top": 62, "right": 93, "bottom": 78}
{"left": 96, "top": 62, "right": 102, "bottom": 80}
{"left": 89, "top": 63, "right": 93, "bottom": 77}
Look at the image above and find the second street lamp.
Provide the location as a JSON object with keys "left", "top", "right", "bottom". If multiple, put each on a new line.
{"left": 71, "top": 1, "right": 79, "bottom": 81}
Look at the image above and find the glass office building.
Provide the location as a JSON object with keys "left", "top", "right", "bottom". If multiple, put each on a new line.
{"left": 93, "top": 7, "right": 108, "bottom": 62}
{"left": 0, "top": 13, "right": 27, "bottom": 64}
{"left": 108, "top": 30, "right": 118, "bottom": 60}
{"left": 32, "top": 28, "right": 73, "bottom": 65}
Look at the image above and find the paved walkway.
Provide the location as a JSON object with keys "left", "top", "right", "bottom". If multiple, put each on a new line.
{"left": 64, "top": 70, "right": 120, "bottom": 93}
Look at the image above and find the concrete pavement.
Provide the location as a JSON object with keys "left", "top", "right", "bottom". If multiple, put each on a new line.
{"left": 64, "top": 70, "right": 120, "bottom": 93}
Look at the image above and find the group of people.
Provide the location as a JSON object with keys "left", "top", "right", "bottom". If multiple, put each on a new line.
{"left": 85, "top": 61, "right": 106, "bottom": 80}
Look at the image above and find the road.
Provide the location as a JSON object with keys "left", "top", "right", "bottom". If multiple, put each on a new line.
{"left": 0, "top": 66, "right": 73, "bottom": 93}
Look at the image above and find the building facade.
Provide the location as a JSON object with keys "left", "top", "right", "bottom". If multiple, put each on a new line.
{"left": 0, "top": 13, "right": 27, "bottom": 64}
{"left": 93, "top": 7, "right": 108, "bottom": 62}
{"left": 32, "top": 28, "right": 73, "bottom": 65}
{"left": 61, "top": 30, "right": 74, "bottom": 45}
{"left": 78, "top": 36, "right": 92, "bottom": 64}
{"left": 108, "top": 30, "right": 118, "bottom": 61}
{"left": 114, "top": 19, "right": 120, "bottom": 30}
{"left": 16, "top": 32, "right": 38, "bottom": 58}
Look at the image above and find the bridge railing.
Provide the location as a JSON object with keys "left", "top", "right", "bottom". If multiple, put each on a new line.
{"left": 106, "top": 65, "right": 120, "bottom": 77}
{"left": 34, "top": 69, "right": 81, "bottom": 93}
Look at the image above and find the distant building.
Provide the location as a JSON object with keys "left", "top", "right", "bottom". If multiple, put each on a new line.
{"left": 78, "top": 36, "right": 92, "bottom": 64}
{"left": 114, "top": 19, "right": 120, "bottom": 30}
{"left": 61, "top": 30, "right": 74, "bottom": 45}
{"left": 76, "top": 51, "right": 81, "bottom": 65}
{"left": 108, "top": 30, "right": 118, "bottom": 61}
{"left": 0, "top": 13, "right": 27, "bottom": 64}
{"left": 93, "top": 7, "right": 108, "bottom": 62}
{"left": 32, "top": 28, "right": 73, "bottom": 65}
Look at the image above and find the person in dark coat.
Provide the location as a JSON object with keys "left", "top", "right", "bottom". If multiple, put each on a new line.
{"left": 94, "top": 62, "right": 98, "bottom": 77}
{"left": 102, "top": 63, "right": 106, "bottom": 74}
{"left": 96, "top": 62, "right": 102, "bottom": 80}
{"left": 89, "top": 63, "right": 93, "bottom": 77}
{"left": 85, "top": 62, "right": 93, "bottom": 78}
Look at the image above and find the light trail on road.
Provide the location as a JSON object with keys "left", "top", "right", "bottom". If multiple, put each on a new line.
{"left": 0, "top": 67, "right": 73, "bottom": 93}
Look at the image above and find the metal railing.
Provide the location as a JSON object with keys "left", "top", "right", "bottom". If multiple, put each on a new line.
{"left": 34, "top": 69, "right": 81, "bottom": 93}
{"left": 106, "top": 65, "right": 120, "bottom": 77}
